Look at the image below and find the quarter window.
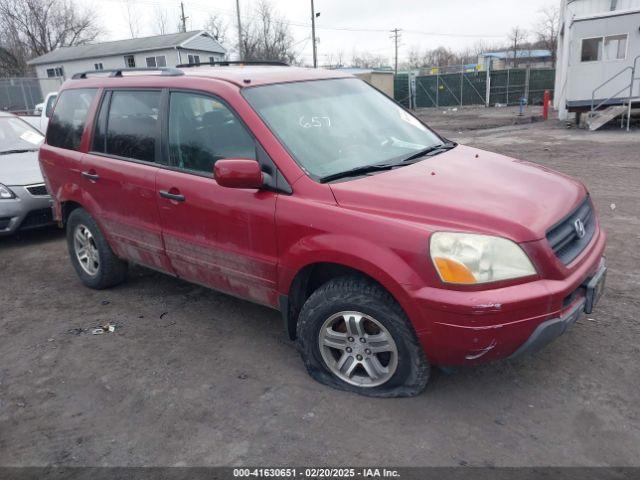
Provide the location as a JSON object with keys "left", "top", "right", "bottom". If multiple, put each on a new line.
{"left": 101, "top": 91, "right": 161, "bottom": 162}
{"left": 169, "top": 91, "right": 256, "bottom": 174}
{"left": 604, "top": 34, "right": 627, "bottom": 60}
{"left": 47, "top": 89, "right": 97, "bottom": 150}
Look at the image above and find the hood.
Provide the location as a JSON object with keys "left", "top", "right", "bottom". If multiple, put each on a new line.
{"left": 0, "top": 150, "right": 44, "bottom": 186}
{"left": 329, "top": 145, "right": 586, "bottom": 242}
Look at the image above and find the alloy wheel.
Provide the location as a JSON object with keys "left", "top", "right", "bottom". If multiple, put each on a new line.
{"left": 318, "top": 311, "right": 398, "bottom": 387}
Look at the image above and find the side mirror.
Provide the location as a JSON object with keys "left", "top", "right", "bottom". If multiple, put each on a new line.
{"left": 214, "top": 159, "right": 264, "bottom": 189}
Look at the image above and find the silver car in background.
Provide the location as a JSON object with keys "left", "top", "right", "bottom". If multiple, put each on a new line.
{"left": 0, "top": 112, "right": 55, "bottom": 236}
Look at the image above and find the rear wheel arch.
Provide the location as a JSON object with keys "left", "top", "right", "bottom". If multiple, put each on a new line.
{"left": 61, "top": 200, "right": 83, "bottom": 227}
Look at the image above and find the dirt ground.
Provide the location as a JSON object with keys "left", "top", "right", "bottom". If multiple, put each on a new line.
{"left": 1, "top": 107, "right": 639, "bottom": 467}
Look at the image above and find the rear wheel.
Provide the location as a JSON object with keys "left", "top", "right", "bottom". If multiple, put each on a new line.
{"left": 297, "top": 277, "right": 430, "bottom": 397}
{"left": 66, "top": 208, "right": 127, "bottom": 289}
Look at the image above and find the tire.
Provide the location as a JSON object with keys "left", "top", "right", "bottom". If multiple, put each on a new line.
{"left": 297, "top": 276, "right": 430, "bottom": 397}
{"left": 66, "top": 208, "right": 128, "bottom": 289}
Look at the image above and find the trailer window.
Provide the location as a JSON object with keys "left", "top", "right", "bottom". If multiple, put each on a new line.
{"left": 604, "top": 34, "right": 627, "bottom": 60}
{"left": 581, "top": 38, "right": 602, "bottom": 62}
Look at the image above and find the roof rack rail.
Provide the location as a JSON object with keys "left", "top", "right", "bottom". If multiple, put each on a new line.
{"left": 175, "top": 60, "right": 289, "bottom": 68}
{"left": 72, "top": 67, "right": 184, "bottom": 79}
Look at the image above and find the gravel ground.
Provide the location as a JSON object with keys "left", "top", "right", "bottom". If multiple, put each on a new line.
{"left": 1, "top": 108, "right": 639, "bottom": 467}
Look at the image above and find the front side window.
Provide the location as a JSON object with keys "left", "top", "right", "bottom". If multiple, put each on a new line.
{"left": 169, "top": 91, "right": 256, "bottom": 174}
{"left": 47, "top": 89, "right": 97, "bottom": 150}
{"left": 243, "top": 78, "right": 443, "bottom": 180}
{"left": 581, "top": 37, "right": 603, "bottom": 62}
{"left": 604, "top": 34, "right": 627, "bottom": 60}
{"left": 102, "top": 91, "right": 161, "bottom": 162}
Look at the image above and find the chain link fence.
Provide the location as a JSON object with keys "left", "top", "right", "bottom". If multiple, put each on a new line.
{"left": 0, "top": 77, "right": 63, "bottom": 114}
{"left": 394, "top": 67, "right": 555, "bottom": 109}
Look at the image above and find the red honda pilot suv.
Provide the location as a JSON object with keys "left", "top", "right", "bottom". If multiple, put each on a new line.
{"left": 39, "top": 64, "right": 606, "bottom": 397}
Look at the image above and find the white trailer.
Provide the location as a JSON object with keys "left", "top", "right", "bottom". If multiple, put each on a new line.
{"left": 555, "top": 0, "right": 640, "bottom": 126}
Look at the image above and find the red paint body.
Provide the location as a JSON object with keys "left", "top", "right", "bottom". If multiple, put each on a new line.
{"left": 39, "top": 67, "right": 606, "bottom": 366}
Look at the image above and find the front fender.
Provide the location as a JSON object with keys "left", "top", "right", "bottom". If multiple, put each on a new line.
{"left": 278, "top": 233, "right": 427, "bottom": 331}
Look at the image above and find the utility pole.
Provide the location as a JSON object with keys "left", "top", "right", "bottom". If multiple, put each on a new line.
{"left": 311, "top": 0, "right": 320, "bottom": 68}
{"left": 390, "top": 28, "right": 401, "bottom": 75}
{"left": 235, "top": 0, "right": 243, "bottom": 61}
{"left": 180, "top": 2, "right": 188, "bottom": 33}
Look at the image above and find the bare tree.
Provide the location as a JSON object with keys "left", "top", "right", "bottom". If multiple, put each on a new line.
{"left": 508, "top": 26, "right": 528, "bottom": 68}
{"left": 0, "top": 0, "right": 100, "bottom": 66}
{"left": 203, "top": 13, "right": 227, "bottom": 44}
{"left": 535, "top": 6, "right": 560, "bottom": 66}
{"left": 241, "top": 0, "right": 298, "bottom": 64}
{"left": 351, "top": 51, "right": 388, "bottom": 69}
{"left": 154, "top": 7, "right": 170, "bottom": 36}
{"left": 122, "top": 1, "right": 140, "bottom": 39}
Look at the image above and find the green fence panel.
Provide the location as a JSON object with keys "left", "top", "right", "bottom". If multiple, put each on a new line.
{"left": 394, "top": 74, "right": 410, "bottom": 108}
{"left": 529, "top": 69, "right": 555, "bottom": 105}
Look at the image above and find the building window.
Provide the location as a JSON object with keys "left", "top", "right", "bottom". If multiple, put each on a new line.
{"left": 581, "top": 37, "right": 603, "bottom": 62}
{"left": 46, "top": 67, "right": 64, "bottom": 77}
{"left": 94, "top": 63, "right": 104, "bottom": 70}
{"left": 124, "top": 55, "right": 136, "bottom": 68}
{"left": 188, "top": 54, "right": 200, "bottom": 65}
{"left": 604, "top": 34, "right": 627, "bottom": 60}
{"left": 145, "top": 55, "right": 167, "bottom": 68}
{"left": 209, "top": 56, "right": 216, "bottom": 64}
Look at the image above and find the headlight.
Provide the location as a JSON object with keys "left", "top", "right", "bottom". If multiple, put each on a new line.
{"left": 0, "top": 183, "right": 16, "bottom": 199}
{"left": 430, "top": 232, "right": 536, "bottom": 285}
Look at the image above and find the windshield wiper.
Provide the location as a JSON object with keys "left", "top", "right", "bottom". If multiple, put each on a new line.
{"left": 319, "top": 162, "right": 400, "bottom": 183}
{"left": 398, "top": 141, "right": 457, "bottom": 163}
{"left": 0, "top": 148, "right": 39, "bottom": 155}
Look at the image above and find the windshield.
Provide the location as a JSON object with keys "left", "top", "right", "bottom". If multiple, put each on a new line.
{"left": 243, "top": 78, "right": 443, "bottom": 179}
{"left": 0, "top": 117, "right": 44, "bottom": 153}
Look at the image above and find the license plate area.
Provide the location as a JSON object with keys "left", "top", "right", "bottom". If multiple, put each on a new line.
{"left": 583, "top": 263, "right": 607, "bottom": 315}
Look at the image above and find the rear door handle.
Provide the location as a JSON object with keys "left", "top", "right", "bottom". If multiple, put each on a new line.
{"left": 81, "top": 171, "right": 100, "bottom": 181}
{"left": 159, "top": 190, "right": 185, "bottom": 202}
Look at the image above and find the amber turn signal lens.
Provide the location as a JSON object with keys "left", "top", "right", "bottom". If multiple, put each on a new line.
{"left": 434, "top": 257, "right": 477, "bottom": 284}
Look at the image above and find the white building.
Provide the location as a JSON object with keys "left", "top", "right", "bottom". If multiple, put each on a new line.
{"left": 555, "top": 0, "right": 640, "bottom": 121}
{"left": 27, "top": 31, "right": 226, "bottom": 94}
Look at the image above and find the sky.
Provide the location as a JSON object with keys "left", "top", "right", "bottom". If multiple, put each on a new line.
{"left": 80, "top": 0, "right": 559, "bottom": 65}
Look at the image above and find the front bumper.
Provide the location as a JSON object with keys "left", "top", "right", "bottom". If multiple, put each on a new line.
{"left": 0, "top": 185, "right": 54, "bottom": 236}
{"left": 410, "top": 230, "right": 606, "bottom": 366}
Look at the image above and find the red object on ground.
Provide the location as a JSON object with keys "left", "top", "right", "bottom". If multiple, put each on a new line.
{"left": 543, "top": 90, "right": 551, "bottom": 120}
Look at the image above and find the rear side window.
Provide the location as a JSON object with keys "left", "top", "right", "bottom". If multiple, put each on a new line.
{"left": 47, "top": 89, "right": 97, "bottom": 150}
{"left": 94, "top": 90, "right": 161, "bottom": 162}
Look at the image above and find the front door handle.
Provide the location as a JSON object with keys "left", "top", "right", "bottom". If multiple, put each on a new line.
{"left": 81, "top": 171, "right": 100, "bottom": 181}
{"left": 159, "top": 190, "right": 185, "bottom": 202}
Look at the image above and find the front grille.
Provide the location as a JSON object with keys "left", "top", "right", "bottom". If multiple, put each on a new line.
{"left": 547, "top": 197, "right": 596, "bottom": 265}
{"left": 26, "top": 184, "right": 49, "bottom": 196}
{"left": 20, "top": 208, "right": 53, "bottom": 229}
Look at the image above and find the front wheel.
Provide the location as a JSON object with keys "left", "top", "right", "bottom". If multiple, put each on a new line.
{"left": 297, "top": 277, "right": 430, "bottom": 397}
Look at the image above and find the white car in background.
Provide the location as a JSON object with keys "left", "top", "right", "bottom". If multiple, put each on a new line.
{"left": 25, "top": 92, "right": 58, "bottom": 133}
